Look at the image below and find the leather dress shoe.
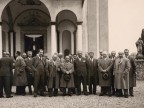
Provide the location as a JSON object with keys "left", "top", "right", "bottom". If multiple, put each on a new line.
{"left": 6, "top": 96, "right": 13, "bottom": 98}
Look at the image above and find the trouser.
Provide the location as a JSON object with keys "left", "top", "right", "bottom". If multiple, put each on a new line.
{"left": 27, "top": 73, "right": 33, "bottom": 94}
{"left": 34, "top": 73, "right": 45, "bottom": 95}
{"left": 63, "top": 88, "right": 72, "bottom": 95}
{"left": 72, "top": 74, "right": 78, "bottom": 94}
{"left": 48, "top": 88, "right": 58, "bottom": 97}
{"left": 0, "top": 76, "right": 11, "bottom": 97}
{"left": 16, "top": 86, "right": 26, "bottom": 95}
{"left": 117, "top": 89, "right": 128, "bottom": 96}
{"left": 48, "top": 77, "right": 58, "bottom": 97}
{"left": 101, "top": 86, "right": 111, "bottom": 95}
{"left": 129, "top": 87, "right": 133, "bottom": 95}
{"left": 89, "top": 76, "right": 97, "bottom": 94}
{"left": 77, "top": 75, "right": 87, "bottom": 94}
{"left": 10, "top": 72, "right": 13, "bottom": 94}
{"left": 111, "top": 75, "right": 115, "bottom": 94}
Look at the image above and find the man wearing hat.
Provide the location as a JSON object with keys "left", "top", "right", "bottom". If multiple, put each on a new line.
{"left": 114, "top": 52, "right": 130, "bottom": 98}
{"left": 98, "top": 51, "right": 113, "bottom": 96}
{"left": 74, "top": 51, "right": 88, "bottom": 95}
{"left": 60, "top": 56, "right": 74, "bottom": 96}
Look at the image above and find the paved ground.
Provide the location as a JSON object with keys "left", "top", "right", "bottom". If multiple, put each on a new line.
{"left": 0, "top": 81, "right": 144, "bottom": 108}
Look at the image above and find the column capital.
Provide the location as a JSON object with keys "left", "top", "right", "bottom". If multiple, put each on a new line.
{"left": 50, "top": 22, "right": 56, "bottom": 25}
{"left": 77, "top": 21, "right": 83, "bottom": 25}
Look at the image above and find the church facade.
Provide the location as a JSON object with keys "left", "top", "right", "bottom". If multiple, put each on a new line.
{"left": 0, "top": 0, "right": 108, "bottom": 58}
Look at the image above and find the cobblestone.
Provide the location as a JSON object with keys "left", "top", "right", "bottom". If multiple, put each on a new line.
{"left": 0, "top": 81, "right": 144, "bottom": 108}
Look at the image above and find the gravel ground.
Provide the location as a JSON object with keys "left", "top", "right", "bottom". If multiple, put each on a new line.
{"left": 0, "top": 81, "right": 144, "bottom": 108}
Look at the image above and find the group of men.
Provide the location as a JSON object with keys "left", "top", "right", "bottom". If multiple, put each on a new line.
{"left": 0, "top": 49, "right": 136, "bottom": 98}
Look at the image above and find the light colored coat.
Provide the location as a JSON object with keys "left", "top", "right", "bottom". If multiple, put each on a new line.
{"left": 98, "top": 58, "right": 113, "bottom": 86}
{"left": 13, "top": 56, "right": 27, "bottom": 86}
{"left": 46, "top": 59, "right": 61, "bottom": 89}
{"left": 114, "top": 57, "right": 130, "bottom": 89}
{"left": 60, "top": 62, "right": 74, "bottom": 88}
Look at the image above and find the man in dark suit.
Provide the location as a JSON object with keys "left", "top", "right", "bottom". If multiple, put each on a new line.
{"left": 87, "top": 52, "right": 98, "bottom": 95}
{"left": 74, "top": 51, "right": 88, "bottom": 95}
{"left": 0, "top": 52, "right": 13, "bottom": 98}
{"left": 109, "top": 51, "right": 117, "bottom": 95}
{"left": 32, "top": 49, "right": 46, "bottom": 97}
{"left": 25, "top": 51, "right": 34, "bottom": 95}
{"left": 124, "top": 49, "right": 136, "bottom": 97}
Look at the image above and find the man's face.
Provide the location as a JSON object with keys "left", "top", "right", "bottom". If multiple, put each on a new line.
{"left": 28, "top": 53, "right": 32, "bottom": 57}
{"left": 78, "top": 53, "right": 82, "bottom": 58}
{"left": 103, "top": 53, "right": 107, "bottom": 58}
{"left": 53, "top": 55, "right": 57, "bottom": 61}
{"left": 65, "top": 56, "right": 70, "bottom": 62}
{"left": 39, "top": 50, "right": 43, "bottom": 57}
{"left": 89, "top": 53, "right": 94, "bottom": 58}
{"left": 124, "top": 50, "right": 129, "bottom": 56}
{"left": 73, "top": 55, "right": 77, "bottom": 59}
{"left": 111, "top": 52, "right": 116, "bottom": 57}
{"left": 119, "top": 53, "right": 123, "bottom": 58}
{"left": 100, "top": 52, "right": 103, "bottom": 56}
{"left": 59, "top": 54, "right": 63, "bottom": 58}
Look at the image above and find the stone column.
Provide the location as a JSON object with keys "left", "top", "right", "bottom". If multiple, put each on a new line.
{"left": 0, "top": 24, "right": 2, "bottom": 58}
{"left": 71, "top": 31, "right": 74, "bottom": 54}
{"left": 60, "top": 31, "right": 63, "bottom": 53}
{"left": 51, "top": 22, "right": 57, "bottom": 56}
{"left": 9, "top": 31, "right": 15, "bottom": 57}
{"left": 76, "top": 22, "right": 83, "bottom": 52}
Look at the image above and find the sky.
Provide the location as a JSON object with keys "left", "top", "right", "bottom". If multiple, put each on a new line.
{"left": 108, "top": 0, "right": 144, "bottom": 53}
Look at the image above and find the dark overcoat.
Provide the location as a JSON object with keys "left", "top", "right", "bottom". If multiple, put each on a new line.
{"left": 127, "top": 56, "right": 136, "bottom": 87}
{"left": 87, "top": 58, "right": 99, "bottom": 85}
{"left": 74, "top": 57, "right": 88, "bottom": 77}
{"left": 0, "top": 57, "right": 13, "bottom": 77}
{"left": 13, "top": 56, "right": 27, "bottom": 86}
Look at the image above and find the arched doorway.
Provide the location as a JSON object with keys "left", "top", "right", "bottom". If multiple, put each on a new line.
{"left": 56, "top": 10, "right": 77, "bottom": 55}
{"left": 62, "top": 30, "right": 71, "bottom": 56}
{"left": 1, "top": 0, "right": 51, "bottom": 57}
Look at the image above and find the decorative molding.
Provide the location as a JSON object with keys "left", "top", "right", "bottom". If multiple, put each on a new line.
{"left": 50, "top": 22, "right": 56, "bottom": 25}
{"left": 18, "top": 0, "right": 41, "bottom": 5}
{"left": 18, "top": 17, "right": 49, "bottom": 26}
{"left": 77, "top": 21, "right": 83, "bottom": 25}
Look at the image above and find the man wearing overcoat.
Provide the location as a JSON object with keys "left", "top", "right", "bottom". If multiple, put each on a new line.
{"left": 98, "top": 51, "right": 113, "bottom": 96}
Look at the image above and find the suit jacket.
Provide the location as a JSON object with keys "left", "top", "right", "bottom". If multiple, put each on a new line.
{"left": 32, "top": 56, "right": 46, "bottom": 73}
{"left": 74, "top": 57, "right": 88, "bottom": 77}
{"left": 25, "top": 57, "right": 33, "bottom": 74}
{"left": 0, "top": 57, "right": 13, "bottom": 76}
{"left": 87, "top": 58, "right": 98, "bottom": 77}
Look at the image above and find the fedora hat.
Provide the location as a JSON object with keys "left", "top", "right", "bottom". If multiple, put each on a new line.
{"left": 102, "top": 73, "right": 109, "bottom": 80}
